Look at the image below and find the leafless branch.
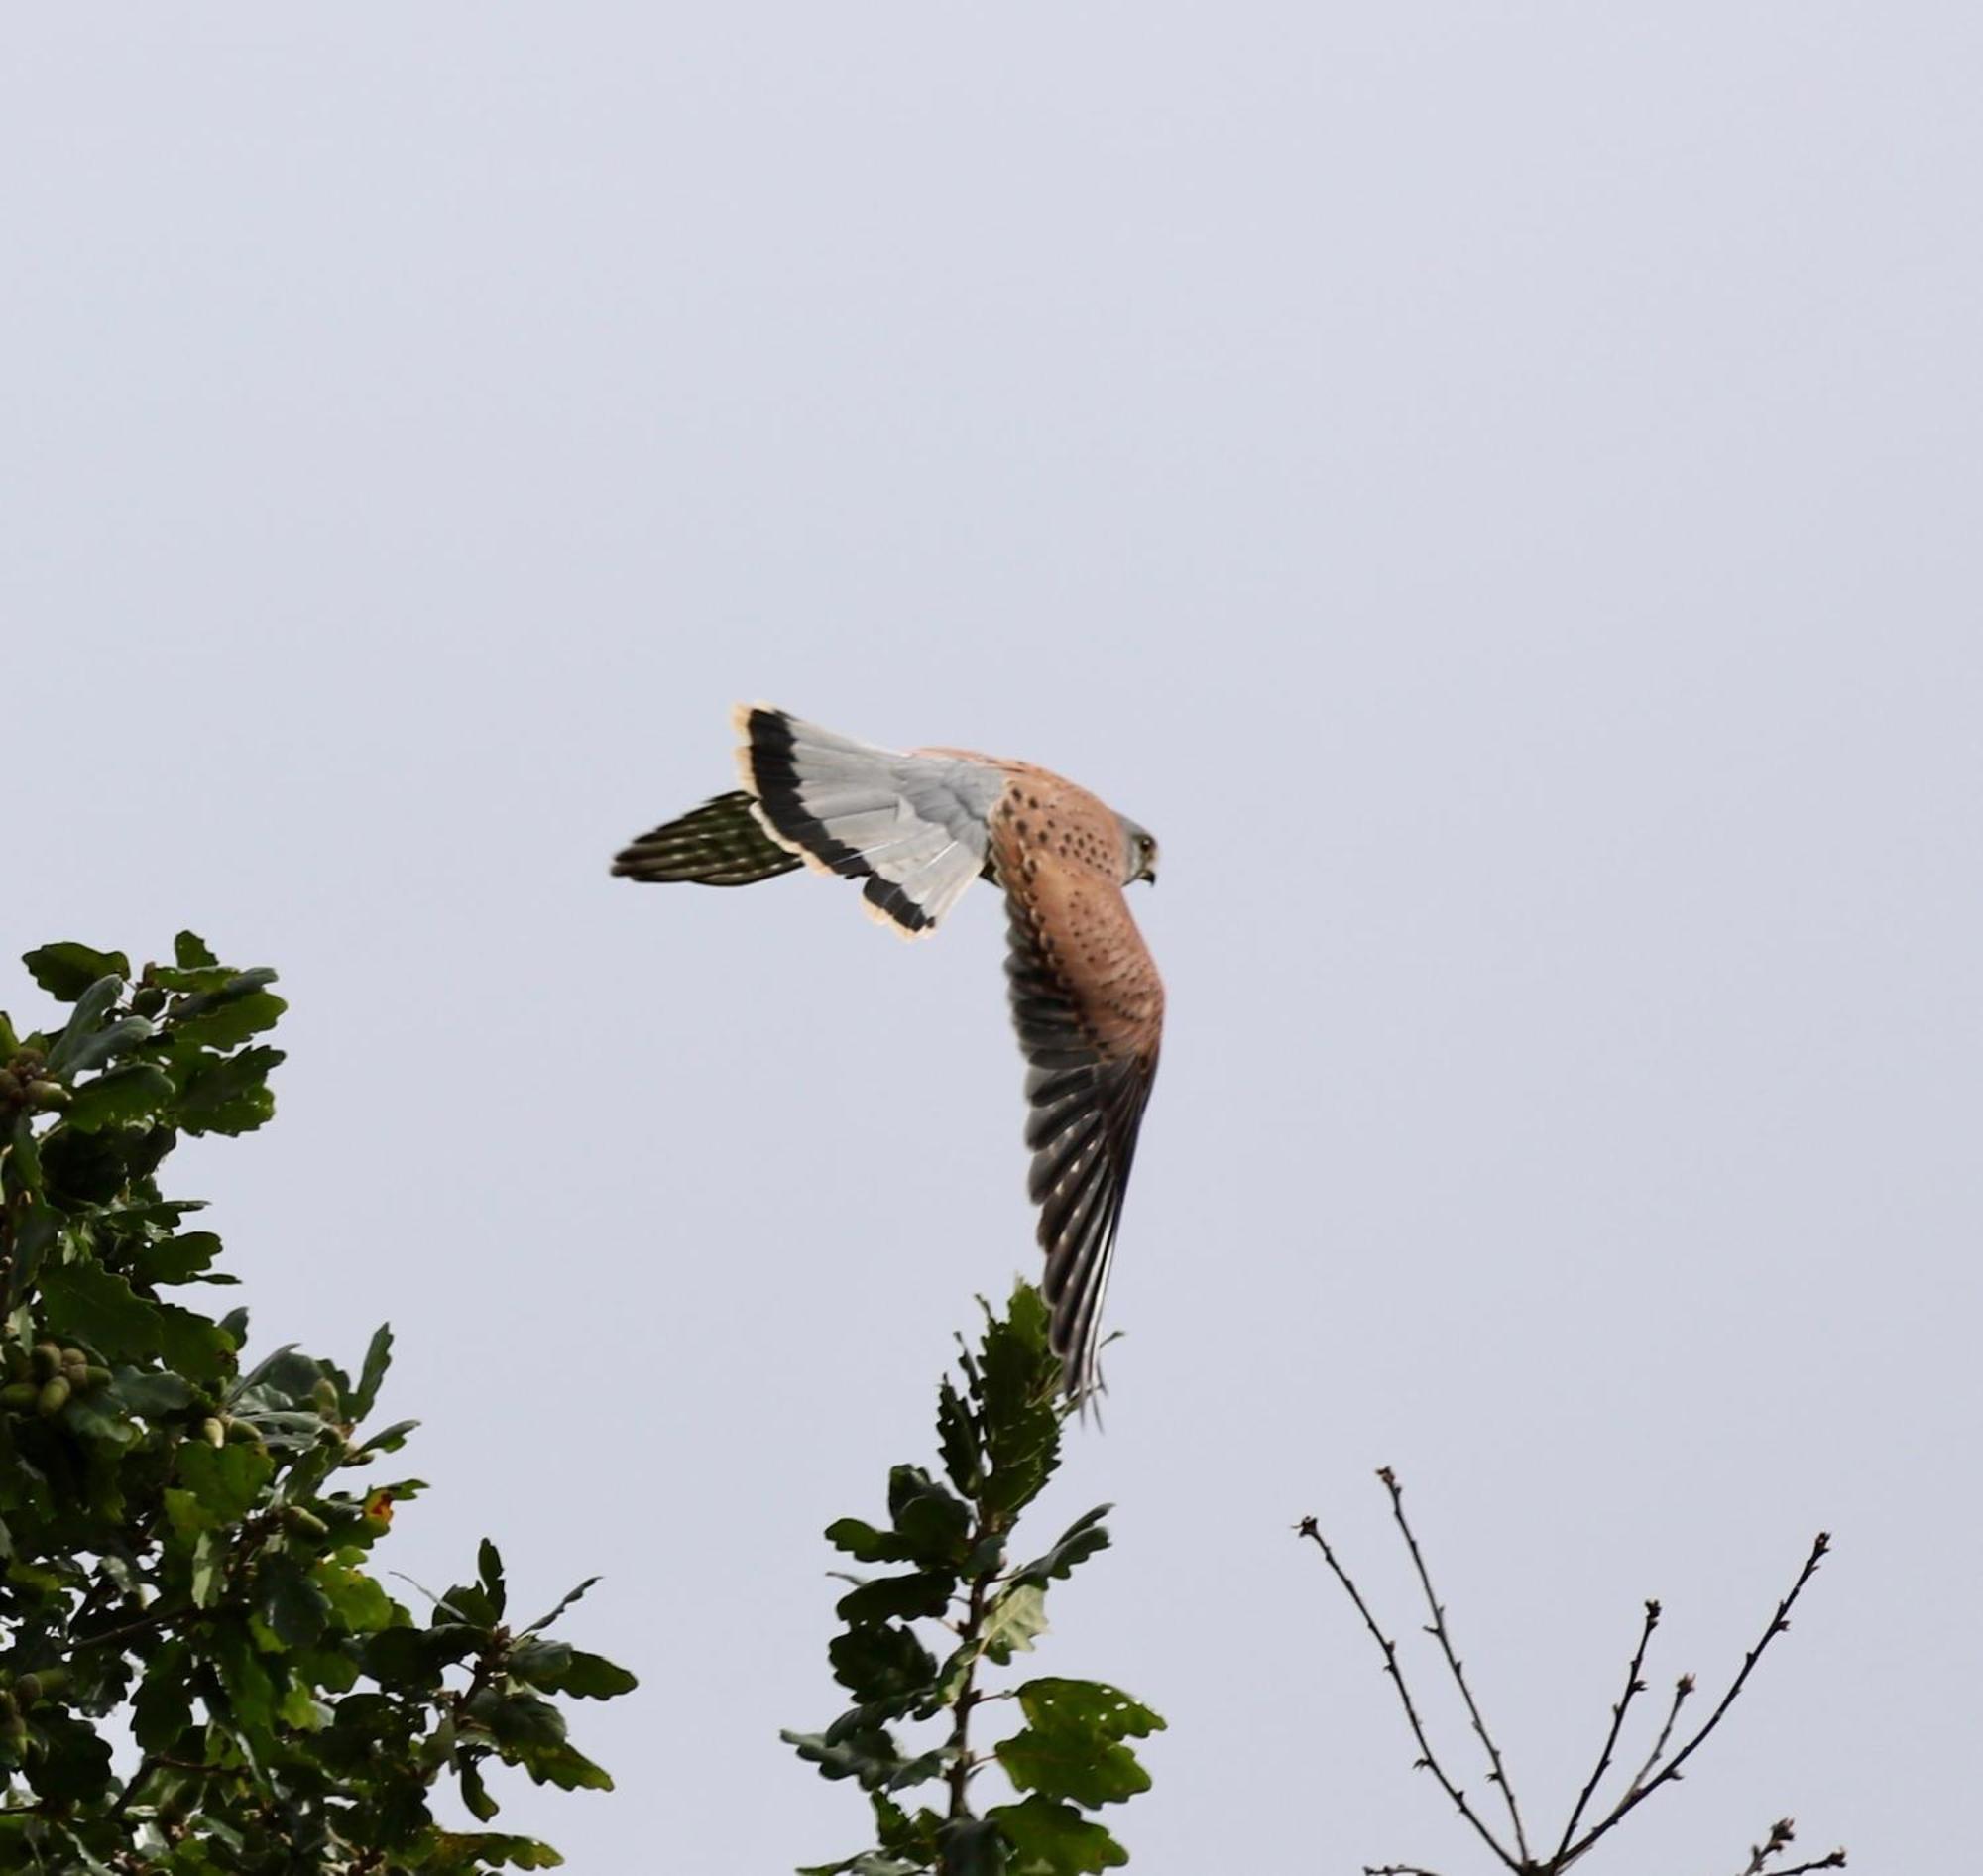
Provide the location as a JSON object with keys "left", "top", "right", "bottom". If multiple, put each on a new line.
{"left": 1553, "top": 1597, "right": 1660, "bottom": 1858}
{"left": 1728, "top": 1816, "right": 1847, "bottom": 1876}
{"left": 1561, "top": 1533, "right": 1833, "bottom": 1867}
{"left": 1621, "top": 1671, "right": 1694, "bottom": 1799}
{"left": 1299, "top": 1479, "right": 1844, "bottom": 1876}
{"left": 1377, "top": 1468, "right": 1532, "bottom": 1867}
{"left": 1295, "top": 1512, "right": 1521, "bottom": 1874}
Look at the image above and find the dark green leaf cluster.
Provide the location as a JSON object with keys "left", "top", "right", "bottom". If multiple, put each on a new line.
{"left": 0, "top": 938, "right": 635, "bottom": 1872}
{"left": 786, "top": 1287, "right": 1162, "bottom": 1875}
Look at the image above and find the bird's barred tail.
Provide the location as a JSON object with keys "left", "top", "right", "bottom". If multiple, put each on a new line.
{"left": 611, "top": 790, "right": 803, "bottom": 886}
{"left": 733, "top": 705, "right": 988, "bottom": 937}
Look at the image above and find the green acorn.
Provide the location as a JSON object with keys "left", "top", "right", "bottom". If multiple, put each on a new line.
{"left": 37, "top": 1376, "right": 71, "bottom": 1417}
{"left": 283, "top": 1506, "right": 330, "bottom": 1539}
{"left": 26, "top": 1080, "right": 69, "bottom": 1113}
{"left": 131, "top": 986, "right": 166, "bottom": 1017}
{"left": 81, "top": 1365, "right": 112, "bottom": 1389}
{"left": 0, "top": 1071, "right": 21, "bottom": 1104}
{"left": 0, "top": 1382, "right": 38, "bottom": 1412}
{"left": 30, "top": 1344, "right": 61, "bottom": 1382}
{"left": 200, "top": 1416, "right": 226, "bottom": 1449}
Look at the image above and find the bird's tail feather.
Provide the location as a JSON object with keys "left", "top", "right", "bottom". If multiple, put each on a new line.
{"left": 735, "top": 704, "right": 988, "bottom": 936}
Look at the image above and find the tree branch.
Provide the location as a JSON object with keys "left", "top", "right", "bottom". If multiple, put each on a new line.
{"left": 1620, "top": 1671, "right": 1694, "bottom": 1801}
{"left": 1296, "top": 1513, "right": 1520, "bottom": 1874}
{"left": 1554, "top": 1596, "right": 1660, "bottom": 1859}
{"left": 1378, "top": 1468, "right": 1532, "bottom": 1867}
{"left": 1561, "top": 1534, "right": 1833, "bottom": 1868}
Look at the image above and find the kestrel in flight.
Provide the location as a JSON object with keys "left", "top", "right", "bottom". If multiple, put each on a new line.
{"left": 614, "top": 705, "right": 1165, "bottom": 1403}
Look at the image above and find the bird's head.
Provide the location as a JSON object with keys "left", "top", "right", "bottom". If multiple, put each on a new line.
{"left": 1118, "top": 817, "right": 1159, "bottom": 887}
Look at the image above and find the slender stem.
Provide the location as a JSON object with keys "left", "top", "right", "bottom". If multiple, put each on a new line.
{"left": 1297, "top": 1516, "right": 1520, "bottom": 1874}
{"left": 945, "top": 1562, "right": 990, "bottom": 1824}
{"left": 1561, "top": 1534, "right": 1832, "bottom": 1869}
{"left": 1728, "top": 1815, "right": 1846, "bottom": 1876}
{"left": 1620, "top": 1672, "right": 1695, "bottom": 1800}
{"left": 1377, "top": 1468, "right": 1531, "bottom": 1866}
{"left": 1554, "top": 1596, "right": 1661, "bottom": 1859}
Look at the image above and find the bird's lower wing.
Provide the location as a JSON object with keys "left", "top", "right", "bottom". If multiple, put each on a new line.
{"left": 612, "top": 790, "right": 804, "bottom": 886}
{"left": 999, "top": 855, "right": 1165, "bottom": 1403}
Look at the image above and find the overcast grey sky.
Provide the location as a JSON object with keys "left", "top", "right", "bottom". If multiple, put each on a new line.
{"left": 4, "top": 7, "right": 1979, "bottom": 1871}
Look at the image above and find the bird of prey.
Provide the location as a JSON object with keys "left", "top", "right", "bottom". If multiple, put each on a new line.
{"left": 614, "top": 705, "right": 1165, "bottom": 1403}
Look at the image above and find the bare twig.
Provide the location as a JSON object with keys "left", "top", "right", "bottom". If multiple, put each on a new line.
{"left": 1561, "top": 1534, "right": 1833, "bottom": 1868}
{"left": 1296, "top": 1513, "right": 1520, "bottom": 1874}
{"left": 1621, "top": 1671, "right": 1695, "bottom": 1799}
{"left": 1730, "top": 1816, "right": 1847, "bottom": 1876}
{"left": 1553, "top": 1596, "right": 1661, "bottom": 1859}
{"left": 1303, "top": 1483, "right": 1843, "bottom": 1876}
{"left": 1377, "top": 1468, "right": 1533, "bottom": 1867}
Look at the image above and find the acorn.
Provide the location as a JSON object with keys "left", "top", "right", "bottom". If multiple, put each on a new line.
{"left": 26, "top": 1080, "right": 69, "bottom": 1113}
{"left": 13, "top": 1047, "right": 44, "bottom": 1069}
{"left": 37, "top": 1376, "right": 71, "bottom": 1417}
{"left": 310, "top": 1376, "right": 340, "bottom": 1417}
{"left": 0, "top": 1382, "right": 38, "bottom": 1412}
{"left": 131, "top": 986, "right": 166, "bottom": 1017}
{"left": 31, "top": 1344, "right": 61, "bottom": 1382}
{"left": 82, "top": 1366, "right": 111, "bottom": 1390}
{"left": 0, "top": 1071, "right": 21, "bottom": 1103}
{"left": 200, "top": 1417, "right": 226, "bottom": 1449}
{"left": 224, "top": 1417, "right": 262, "bottom": 1445}
{"left": 282, "top": 1506, "right": 330, "bottom": 1539}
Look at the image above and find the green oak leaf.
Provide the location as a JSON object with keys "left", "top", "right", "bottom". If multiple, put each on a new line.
{"left": 995, "top": 1679, "right": 1162, "bottom": 1810}
{"left": 1009, "top": 1506, "right": 1112, "bottom": 1588}
{"left": 989, "top": 1796, "right": 1128, "bottom": 1874}
{"left": 831, "top": 1624, "right": 939, "bottom": 1704}
{"left": 835, "top": 1570, "right": 956, "bottom": 1626}
{"left": 41, "top": 1260, "right": 163, "bottom": 1359}
{"left": 980, "top": 1583, "right": 1049, "bottom": 1665}
{"left": 62, "top": 1062, "right": 175, "bottom": 1133}
{"left": 23, "top": 945, "right": 129, "bottom": 1002}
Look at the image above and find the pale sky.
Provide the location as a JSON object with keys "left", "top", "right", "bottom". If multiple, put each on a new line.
{"left": 4, "top": 8, "right": 1979, "bottom": 1872}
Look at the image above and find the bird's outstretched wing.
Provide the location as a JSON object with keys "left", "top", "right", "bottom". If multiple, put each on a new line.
{"left": 997, "top": 824, "right": 1165, "bottom": 1403}
{"left": 612, "top": 790, "right": 803, "bottom": 886}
